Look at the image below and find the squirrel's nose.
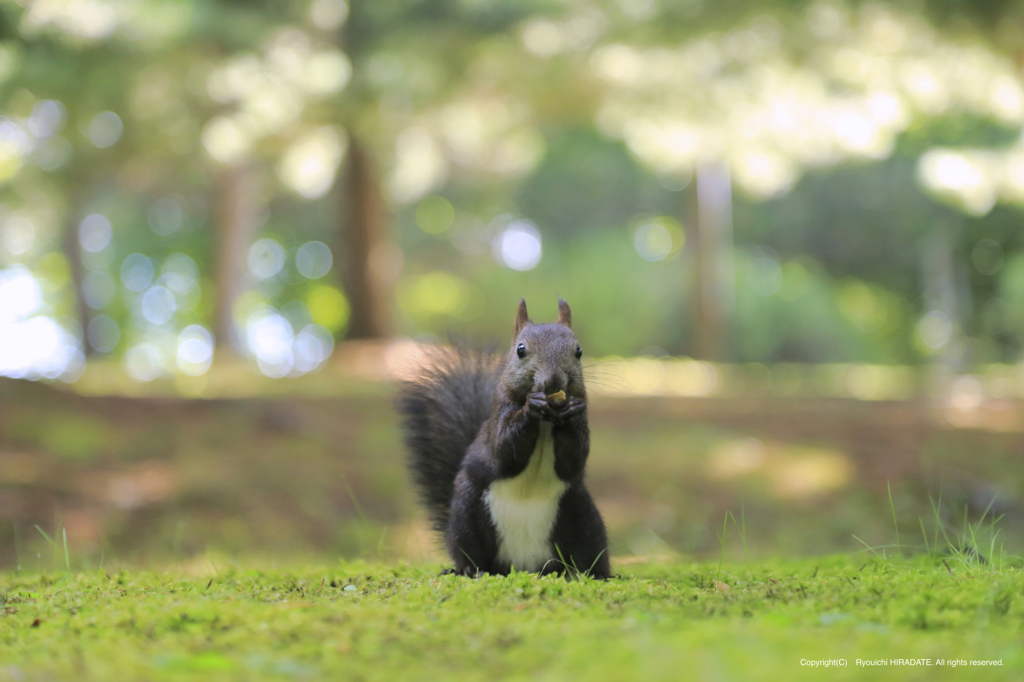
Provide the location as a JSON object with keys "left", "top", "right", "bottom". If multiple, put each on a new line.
{"left": 537, "top": 372, "right": 565, "bottom": 395}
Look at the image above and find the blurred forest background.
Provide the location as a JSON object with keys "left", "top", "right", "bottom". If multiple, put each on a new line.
{"left": 3, "top": 0, "right": 1024, "bottom": 569}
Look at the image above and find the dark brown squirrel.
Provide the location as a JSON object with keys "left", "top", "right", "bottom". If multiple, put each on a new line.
{"left": 398, "top": 298, "right": 610, "bottom": 578}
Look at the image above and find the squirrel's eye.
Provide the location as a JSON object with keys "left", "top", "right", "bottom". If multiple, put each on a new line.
{"left": 575, "top": 345, "right": 582, "bottom": 359}
{"left": 517, "top": 343, "right": 526, "bottom": 359}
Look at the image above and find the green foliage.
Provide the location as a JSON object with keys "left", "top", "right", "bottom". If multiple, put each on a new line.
{"left": 5, "top": 0, "right": 1024, "bottom": 373}
{"left": 733, "top": 158, "right": 939, "bottom": 300}
{"left": 2, "top": 558, "right": 1023, "bottom": 681}
{"left": 732, "top": 254, "right": 917, "bottom": 363}
{"left": 994, "top": 253, "right": 1024, "bottom": 344}
{"left": 515, "top": 128, "right": 677, "bottom": 239}
{"left": 397, "top": 227, "right": 689, "bottom": 356}
{"left": 396, "top": 223, "right": 923, "bottom": 362}
{"left": 897, "top": 113, "right": 1022, "bottom": 155}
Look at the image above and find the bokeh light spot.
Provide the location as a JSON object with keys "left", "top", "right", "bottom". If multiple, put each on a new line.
{"left": 0, "top": 120, "right": 26, "bottom": 182}
{"left": 121, "top": 254, "right": 155, "bottom": 292}
{"left": 28, "top": 100, "right": 64, "bottom": 138}
{"left": 248, "top": 238, "right": 286, "bottom": 280}
{"left": 277, "top": 127, "right": 346, "bottom": 199}
{"left": 307, "top": 285, "right": 349, "bottom": 333}
{"left": 177, "top": 325, "right": 214, "bottom": 376}
{"left": 88, "top": 111, "right": 123, "bottom": 148}
{"left": 246, "top": 310, "right": 294, "bottom": 378}
{"left": 78, "top": 214, "right": 112, "bottom": 253}
{"left": 0, "top": 266, "right": 41, "bottom": 320}
{"left": 202, "top": 117, "right": 252, "bottom": 164}
{"left": 493, "top": 220, "right": 542, "bottom": 271}
{"left": 415, "top": 196, "right": 455, "bottom": 235}
{"left": 385, "top": 127, "right": 447, "bottom": 204}
{"left": 918, "top": 310, "right": 952, "bottom": 350}
{"left": 0, "top": 317, "right": 73, "bottom": 379}
{"left": 295, "top": 241, "right": 332, "bottom": 279}
{"left": 162, "top": 253, "right": 199, "bottom": 293}
{"left": 293, "top": 324, "right": 334, "bottom": 373}
{"left": 837, "top": 281, "right": 887, "bottom": 332}
{"left": 634, "top": 221, "right": 673, "bottom": 262}
{"left": 401, "top": 272, "right": 469, "bottom": 316}
{"left": 3, "top": 216, "right": 35, "bottom": 256}
{"left": 140, "top": 285, "right": 177, "bottom": 325}
{"left": 310, "top": 0, "right": 348, "bottom": 30}
{"left": 124, "top": 343, "right": 164, "bottom": 382}
{"left": 0, "top": 268, "right": 82, "bottom": 380}
{"left": 301, "top": 51, "right": 352, "bottom": 95}
{"left": 34, "top": 136, "right": 72, "bottom": 171}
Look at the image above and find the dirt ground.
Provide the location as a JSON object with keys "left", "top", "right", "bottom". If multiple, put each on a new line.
{"left": 1, "top": 373, "right": 1022, "bottom": 569}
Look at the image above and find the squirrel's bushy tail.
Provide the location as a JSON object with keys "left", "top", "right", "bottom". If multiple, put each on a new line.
{"left": 397, "top": 345, "right": 501, "bottom": 533}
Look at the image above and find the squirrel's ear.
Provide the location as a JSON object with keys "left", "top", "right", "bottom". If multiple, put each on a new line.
{"left": 557, "top": 299, "right": 571, "bottom": 328}
{"left": 513, "top": 298, "right": 530, "bottom": 338}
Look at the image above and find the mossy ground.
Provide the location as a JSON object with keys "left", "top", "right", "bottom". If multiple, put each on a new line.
{"left": 3, "top": 380, "right": 1024, "bottom": 680}
{"left": 2, "top": 555, "right": 1022, "bottom": 681}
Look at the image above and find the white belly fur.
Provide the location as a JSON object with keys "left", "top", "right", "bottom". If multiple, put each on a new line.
{"left": 484, "top": 422, "right": 567, "bottom": 572}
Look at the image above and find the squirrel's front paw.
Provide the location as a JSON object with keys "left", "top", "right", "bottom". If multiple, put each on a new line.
{"left": 556, "top": 397, "right": 587, "bottom": 422}
{"left": 526, "top": 392, "right": 560, "bottom": 422}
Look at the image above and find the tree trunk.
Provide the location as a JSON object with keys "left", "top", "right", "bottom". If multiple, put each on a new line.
{"left": 61, "top": 201, "right": 92, "bottom": 356}
{"left": 921, "top": 219, "right": 967, "bottom": 373}
{"left": 339, "top": 135, "right": 393, "bottom": 339}
{"left": 687, "top": 161, "right": 735, "bottom": 361}
{"left": 213, "top": 161, "right": 262, "bottom": 353}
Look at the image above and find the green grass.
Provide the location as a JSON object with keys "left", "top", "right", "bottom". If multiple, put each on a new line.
{"left": 2, "top": 556, "right": 1023, "bottom": 681}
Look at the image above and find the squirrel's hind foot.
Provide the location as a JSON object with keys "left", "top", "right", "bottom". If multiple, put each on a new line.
{"left": 441, "top": 566, "right": 490, "bottom": 578}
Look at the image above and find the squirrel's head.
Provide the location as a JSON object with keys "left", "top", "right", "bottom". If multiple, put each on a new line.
{"left": 502, "top": 298, "right": 585, "bottom": 403}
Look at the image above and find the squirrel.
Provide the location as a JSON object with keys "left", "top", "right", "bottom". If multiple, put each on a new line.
{"left": 398, "top": 298, "right": 610, "bottom": 579}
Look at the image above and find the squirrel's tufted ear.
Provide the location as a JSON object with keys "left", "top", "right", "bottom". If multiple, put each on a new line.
{"left": 557, "top": 299, "right": 571, "bottom": 328}
{"left": 513, "top": 298, "right": 530, "bottom": 338}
